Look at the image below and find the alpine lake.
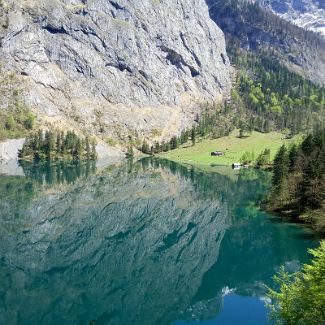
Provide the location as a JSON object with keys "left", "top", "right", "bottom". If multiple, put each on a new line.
{"left": 0, "top": 158, "right": 319, "bottom": 325}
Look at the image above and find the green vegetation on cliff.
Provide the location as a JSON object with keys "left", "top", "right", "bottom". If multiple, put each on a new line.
{"left": 205, "top": 0, "right": 325, "bottom": 140}
{"left": 0, "top": 104, "right": 35, "bottom": 140}
{"left": 0, "top": 70, "right": 36, "bottom": 140}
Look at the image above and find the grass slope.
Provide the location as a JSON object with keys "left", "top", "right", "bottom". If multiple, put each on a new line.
{"left": 159, "top": 130, "right": 300, "bottom": 166}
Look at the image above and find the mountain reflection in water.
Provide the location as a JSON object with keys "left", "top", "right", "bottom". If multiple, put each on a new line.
{"left": 0, "top": 158, "right": 317, "bottom": 325}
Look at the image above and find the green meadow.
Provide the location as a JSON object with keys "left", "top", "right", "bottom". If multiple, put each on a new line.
{"left": 159, "top": 130, "right": 300, "bottom": 166}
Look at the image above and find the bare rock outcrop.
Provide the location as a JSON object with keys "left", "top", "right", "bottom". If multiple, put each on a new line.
{"left": 0, "top": 138, "right": 25, "bottom": 162}
{"left": 0, "top": 0, "right": 231, "bottom": 142}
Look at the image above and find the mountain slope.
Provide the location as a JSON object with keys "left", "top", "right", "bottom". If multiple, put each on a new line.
{"left": 0, "top": 0, "right": 230, "bottom": 143}
{"left": 259, "top": 0, "right": 325, "bottom": 36}
{"left": 207, "top": 0, "right": 325, "bottom": 85}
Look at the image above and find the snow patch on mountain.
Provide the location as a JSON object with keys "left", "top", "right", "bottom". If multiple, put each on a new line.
{"left": 259, "top": 0, "right": 325, "bottom": 36}
{"left": 283, "top": 9, "right": 325, "bottom": 36}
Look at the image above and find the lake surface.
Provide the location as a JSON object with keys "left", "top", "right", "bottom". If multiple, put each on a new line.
{"left": 0, "top": 159, "right": 318, "bottom": 325}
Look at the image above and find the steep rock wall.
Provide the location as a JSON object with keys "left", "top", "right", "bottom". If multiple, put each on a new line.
{"left": 0, "top": 0, "right": 231, "bottom": 142}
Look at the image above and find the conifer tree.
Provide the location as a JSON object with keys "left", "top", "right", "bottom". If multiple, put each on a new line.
{"left": 191, "top": 127, "right": 196, "bottom": 146}
{"left": 141, "top": 140, "right": 150, "bottom": 154}
{"left": 272, "top": 145, "right": 289, "bottom": 202}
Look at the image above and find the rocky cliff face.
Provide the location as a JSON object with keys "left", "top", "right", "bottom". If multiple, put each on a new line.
{"left": 0, "top": 138, "right": 25, "bottom": 162}
{"left": 0, "top": 0, "right": 230, "bottom": 142}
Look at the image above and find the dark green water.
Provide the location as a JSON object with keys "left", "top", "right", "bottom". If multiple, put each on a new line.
{"left": 0, "top": 159, "right": 318, "bottom": 325}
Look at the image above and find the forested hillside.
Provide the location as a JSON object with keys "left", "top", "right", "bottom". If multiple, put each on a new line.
{"left": 230, "top": 49, "right": 325, "bottom": 134}
{"left": 268, "top": 128, "right": 325, "bottom": 233}
{"left": 207, "top": 0, "right": 325, "bottom": 84}
{"left": 203, "top": 0, "right": 325, "bottom": 138}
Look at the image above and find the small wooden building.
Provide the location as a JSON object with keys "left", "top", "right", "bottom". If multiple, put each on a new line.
{"left": 211, "top": 151, "right": 224, "bottom": 156}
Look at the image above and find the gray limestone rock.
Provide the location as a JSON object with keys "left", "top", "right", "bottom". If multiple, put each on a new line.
{"left": 0, "top": 138, "right": 25, "bottom": 162}
{"left": 0, "top": 0, "right": 231, "bottom": 142}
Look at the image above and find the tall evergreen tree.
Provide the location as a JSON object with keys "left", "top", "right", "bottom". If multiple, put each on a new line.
{"left": 191, "top": 127, "right": 196, "bottom": 146}
{"left": 272, "top": 145, "right": 289, "bottom": 204}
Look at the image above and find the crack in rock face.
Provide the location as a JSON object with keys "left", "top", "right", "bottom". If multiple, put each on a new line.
{"left": 0, "top": 0, "right": 231, "bottom": 140}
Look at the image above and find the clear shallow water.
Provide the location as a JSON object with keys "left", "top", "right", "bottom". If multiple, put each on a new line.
{"left": 0, "top": 159, "right": 318, "bottom": 325}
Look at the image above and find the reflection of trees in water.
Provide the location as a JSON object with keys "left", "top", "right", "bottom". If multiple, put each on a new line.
{"left": 0, "top": 175, "right": 36, "bottom": 223}
{"left": 139, "top": 158, "right": 271, "bottom": 210}
{"left": 0, "top": 161, "right": 97, "bottom": 222}
{"left": 19, "top": 160, "right": 97, "bottom": 186}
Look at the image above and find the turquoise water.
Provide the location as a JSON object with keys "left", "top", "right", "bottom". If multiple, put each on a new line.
{"left": 0, "top": 159, "right": 318, "bottom": 325}
{"left": 174, "top": 295, "right": 268, "bottom": 325}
